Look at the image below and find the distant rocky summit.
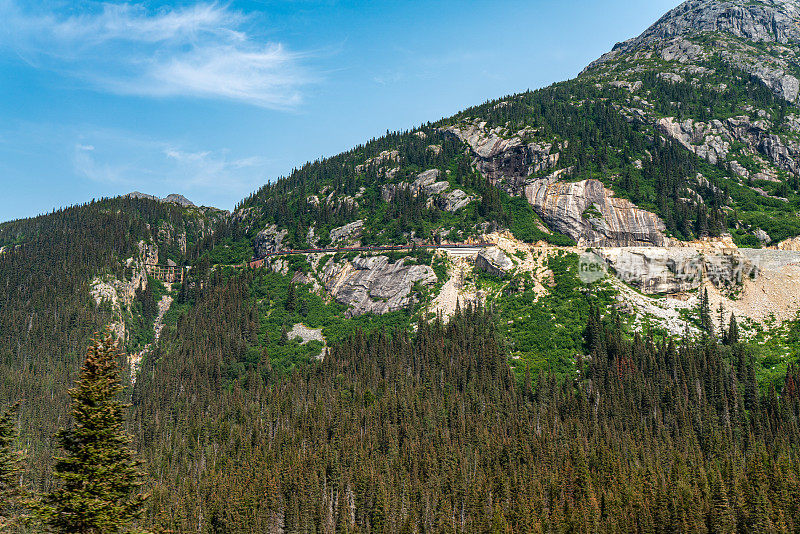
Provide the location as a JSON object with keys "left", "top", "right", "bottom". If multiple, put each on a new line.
{"left": 126, "top": 192, "right": 196, "bottom": 207}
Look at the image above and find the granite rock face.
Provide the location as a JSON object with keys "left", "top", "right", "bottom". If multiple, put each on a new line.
{"left": 524, "top": 179, "right": 668, "bottom": 247}
{"left": 617, "top": 0, "right": 800, "bottom": 47}
{"left": 475, "top": 247, "right": 514, "bottom": 277}
{"left": 329, "top": 220, "right": 364, "bottom": 244}
{"left": 657, "top": 115, "right": 800, "bottom": 174}
{"left": 597, "top": 247, "right": 759, "bottom": 294}
{"left": 321, "top": 256, "right": 437, "bottom": 317}
{"left": 380, "top": 169, "right": 474, "bottom": 212}
{"left": 439, "top": 189, "right": 473, "bottom": 212}
{"left": 656, "top": 117, "right": 731, "bottom": 165}
{"left": 444, "top": 121, "right": 559, "bottom": 191}
{"left": 254, "top": 224, "right": 288, "bottom": 256}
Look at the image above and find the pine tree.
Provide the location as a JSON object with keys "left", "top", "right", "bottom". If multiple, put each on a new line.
{"left": 285, "top": 283, "right": 297, "bottom": 313}
{"left": 700, "top": 287, "right": 714, "bottom": 337}
{"left": 44, "top": 334, "right": 148, "bottom": 533}
{"left": 0, "top": 403, "right": 27, "bottom": 532}
{"left": 726, "top": 314, "right": 739, "bottom": 346}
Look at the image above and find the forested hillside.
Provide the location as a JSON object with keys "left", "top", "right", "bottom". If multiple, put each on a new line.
{"left": 131, "top": 274, "right": 800, "bottom": 531}
{"left": 0, "top": 196, "right": 226, "bottom": 486}
{"left": 4, "top": 0, "right": 800, "bottom": 531}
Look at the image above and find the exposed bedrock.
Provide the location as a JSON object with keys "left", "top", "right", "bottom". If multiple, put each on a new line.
{"left": 587, "top": 0, "right": 800, "bottom": 102}
{"left": 254, "top": 224, "right": 288, "bottom": 257}
{"left": 524, "top": 179, "right": 668, "bottom": 247}
{"left": 596, "top": 247, "right": 760, "bottom": 294}
{"left": 657, "top": 115, "right": 800, "bottom": 174}
{"left": 443, "top": 121, "right": 559, "bottom": 191}
{"left": 321, "top": 255, "right": 437, "bottom": 317}
{"left": 475, "top": 247, "right": 514, "bottom": 277}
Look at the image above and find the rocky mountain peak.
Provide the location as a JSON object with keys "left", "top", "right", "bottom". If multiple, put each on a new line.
{"left": 617, "top": 0, "right": 800, "bottom": 51}
{"left": 586, "top": 0, "right": 800, "bottom": 103}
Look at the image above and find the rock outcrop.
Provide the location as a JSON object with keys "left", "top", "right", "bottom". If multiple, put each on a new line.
{"left": 321, "top": 255, "right": 437, "bottom": 317}
{"left": 329, "top": 220, "right": 364, "bottom": 244}
{"left": 656, "top": 117, "right": 731, "bottom": 165}
{"left": 656, "top": 115, "right": 800, "bottom": 175}
{"left": 254, "top": 224, "right": 288, "bottom": 256}
{"left": 597, "top": 246, "right": 759, "bottom": 294}
{"left": 524, "top": 179, "right": 668, "bottom": 247}
{"left": 380, "top": 169, "right": 474, "bottom": 212}
{"left": 444, "top": 121, "right": 559, "bottom": 190}
{"left": 475, "top": 247, "right": 514, "bottom": 277}
{"left": 439, "top": 189, "right": 473, "bottom": 212}
{"left": 91, "top": 241, "right": 158, "bottom": 344}
{"left": 777, "top": 236, "right": 800, "bottom": 250}
{"left": 587, "top": 0, "right": 800, "bottom": 102}
{"left": 355, "top": 150, "right": 400, "bottom": 173}
{"left": 126, "top": 191, "right": 196, "bottom": 207}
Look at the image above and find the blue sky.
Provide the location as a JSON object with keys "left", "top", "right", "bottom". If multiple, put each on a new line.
{"left": 0, "top": 0, "right": 681, "bottom": 221}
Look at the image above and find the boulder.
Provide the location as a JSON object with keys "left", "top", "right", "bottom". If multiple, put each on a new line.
{"left": 754, "top": 228, "right": 772, "bottom": 245}
{"left": 475, "top": 247, "right": 514, "bottom": 277}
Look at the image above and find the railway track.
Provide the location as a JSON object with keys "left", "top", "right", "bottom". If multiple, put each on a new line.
{"left": 144, "top": 242, "right": 497, "bottom": 271}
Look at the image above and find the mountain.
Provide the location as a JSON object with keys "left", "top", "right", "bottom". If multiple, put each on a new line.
{"left": 592, "top": 0, "right": 800, "bottom": 101}
{"left": 3, "top": 0, "right": 800, "bottom": 531}
{"left": 238, "top": 0, "right": 800, "bottom": 253}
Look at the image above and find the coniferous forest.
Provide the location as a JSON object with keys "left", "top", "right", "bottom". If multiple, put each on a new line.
{"left": 4, "top": 262, "right": 800, "bottom": 532}
{"left": 6, "top": 0, "right": 800, "bottom": 531}
{"left": 126, "top": 280, "right": 800, "bottom": 533}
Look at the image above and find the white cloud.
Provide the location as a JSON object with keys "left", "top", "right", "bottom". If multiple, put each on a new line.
{"left": 71, "top": 130, "right": 268, "bottom": 203}
{"left": 0, "top": 1, "right": 312, "bottom": 108}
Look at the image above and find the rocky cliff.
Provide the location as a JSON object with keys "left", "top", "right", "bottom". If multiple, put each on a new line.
{"left": 320, "top": 255, "right": 437, "bottom": 317}
{"left": 596, "top": 246, "right": 759, "bottom": 294}
{"left": 444, "top": 120, "right": 560, "bottom": 191}
{"left": 524, "top": 179, "right": 669, "bottom": 247}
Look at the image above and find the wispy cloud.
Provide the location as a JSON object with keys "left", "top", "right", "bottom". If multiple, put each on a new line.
{"left": 0, "top": 1, "right": 312, "bottom": 108}
{"left": 70, "top": 129, "right": 268, "bottom": 202}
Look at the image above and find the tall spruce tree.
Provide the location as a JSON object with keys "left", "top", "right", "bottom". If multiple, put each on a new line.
{"left": 727, "top": 313, "right": 739, "bottom": 345}
{"left": 44, "top": 334, "right": 147, "bottom": 533}
{"left": 0, "top": 403, "right": 26, "bottom": 532}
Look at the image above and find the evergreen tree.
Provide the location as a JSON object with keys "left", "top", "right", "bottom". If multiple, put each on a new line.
{"left": 44, "top": 334, "right": 147, "bottom": 534}
{"left": 700, "top": 287, "right": 714, "bottom": 337}
{"left": 285, "top": 283, "right": 297, "bottom": 313}
{"left": 727, "top": 314, "right": 739, "bottom": 346}
{"left": 0, "top": 403, "right": 27, "bottom": 532}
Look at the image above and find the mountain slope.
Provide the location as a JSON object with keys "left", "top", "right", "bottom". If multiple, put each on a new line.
{"left": 4, "top": 0, "right": 800, "bottom": 529}
{"left": 591, "top": 0, "right": 800, "bottom": 102}
{"left": 0, "top": 196, "right": 227, "bottom": 485}
{"left": 235, "top": 0, "right": 800, "bottom": 254}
